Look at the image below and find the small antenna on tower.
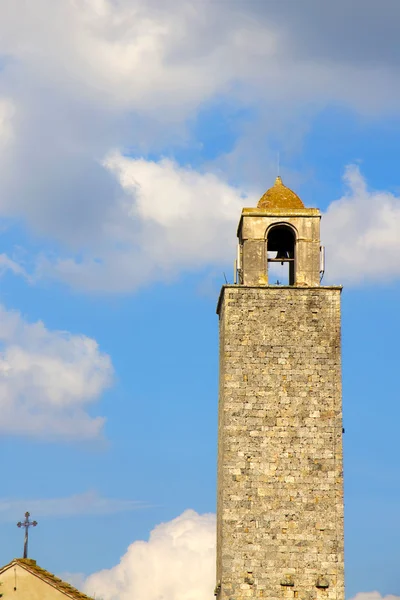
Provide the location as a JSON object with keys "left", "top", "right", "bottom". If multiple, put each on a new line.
{"left": 277, "top": 151, "right": 280, "bottom": 177}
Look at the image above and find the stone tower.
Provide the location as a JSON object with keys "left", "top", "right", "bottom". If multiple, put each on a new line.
{"left": 216, "top": 177, "right": 344, "bottom": 600}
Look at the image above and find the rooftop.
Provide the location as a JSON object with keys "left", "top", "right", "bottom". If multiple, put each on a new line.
{"left": 257, "top": 176, "right": 305, "bottom": 210}
{"left": 0, "top": 558, "right": 93, "bottom": 600}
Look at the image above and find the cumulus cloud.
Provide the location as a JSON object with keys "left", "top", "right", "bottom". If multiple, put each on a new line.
{"left": 1, "top": 0, "right": 399, "bottom": 117}
{"left": 322, "top": 165, "right": 400, "bottom": 284}
{"left": 81, "top": 511, "right": 400, "bottom": 600}
{"left": 0, "top": 490, "right": 147, "bottom": 521}
{"left": 350, "top": 593, "right": 400, "bottom": 600}
{"left": 30, "top": 160, "right": 400, "bottom": 290}
{"left": 0, "top": 1, "right": 270, "bottom": 116}
{"left": 1, "top": 159, "right": 398, "bottom": 290}
{"left": 0, "top": 1, "right": 399, "bottom": 293}
{"left": 0, "top": 2, "right": 398, "bottom": 212}
{"left": 0, "top": 304, "right": 113, "bottom": 439}
{"left": 34, "top": 154, "right": 252, "bottom": 292}
{"left": 0, "top": 0, "right": 276, "bottom": 248}
{"left": 84, "top": 509, "right": 216, "bottom": 600}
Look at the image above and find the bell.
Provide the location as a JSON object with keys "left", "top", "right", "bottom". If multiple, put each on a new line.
{"left": 276, "top": 247, "right": 289, "bottom": 263}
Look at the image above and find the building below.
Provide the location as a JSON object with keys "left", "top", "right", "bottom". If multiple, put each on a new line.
{"left": 0, "top": 558, "right": 92, "bottom": 600}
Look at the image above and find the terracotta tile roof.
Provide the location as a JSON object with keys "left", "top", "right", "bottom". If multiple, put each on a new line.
{"left": 0, "top": 558, "right": 93, "bottom": 599}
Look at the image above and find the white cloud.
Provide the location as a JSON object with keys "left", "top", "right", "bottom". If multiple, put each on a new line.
{"left": 350, "top": 593, "right": 400, "bottom": 600}
{"left": 0, "top": 1, "right": 397, "bottom": 216}
{"left": 0, "top": 2, "right": 399, "bottom": 292}
{"left": 0, "top": 304, "right": 113, "bottom": 439}
{"left": 34, "top": 154, "right": 252, "bottom": 292}
{"left": 322, "top": 165, "right": 400, "bottom": 284}
{"left": 84, "top": 509, "right": 216, "bottom": 600}
{"left": 1, "top": 1, "right": 398, "bottom": 117}
{"left": 82, "top": 512, "right": 400, "bottom": 600}
{"left": 0, "top": 253, "right": 28, "bottom": 279}
{"left": 1, "top": 159, "right": 399, "bottom": 290}
{"left": 34, "top": 160, "right": 400, "bottom": 290}
{"left": 0, "top": 491, "right": 147, "bottom": 521}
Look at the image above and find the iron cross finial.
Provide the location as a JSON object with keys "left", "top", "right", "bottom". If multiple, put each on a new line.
{"left": 17, "top": 512, "right": 37, "bottom": 559}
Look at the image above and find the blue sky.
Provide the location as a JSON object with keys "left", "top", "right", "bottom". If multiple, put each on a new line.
{"left": 0, "top": 1, "right": 400, "bottom": 599}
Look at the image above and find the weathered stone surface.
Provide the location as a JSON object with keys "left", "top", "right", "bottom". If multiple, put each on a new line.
{"left": 216, "top": 285, "right": 344, "bottom": 600}
{"left": 238, "top": 209, "right": 321, "bottom": 287}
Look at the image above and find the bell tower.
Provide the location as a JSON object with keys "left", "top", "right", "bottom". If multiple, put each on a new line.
{"left": 216, "top": 178, "right": 344, "bottom": 600}
{"left": 238, "top": 176, "right": 321, "bottom": 287}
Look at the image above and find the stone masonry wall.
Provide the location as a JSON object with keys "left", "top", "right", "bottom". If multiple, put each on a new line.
{"left": 216, "top": 286, "right": 344, "bottom": 600}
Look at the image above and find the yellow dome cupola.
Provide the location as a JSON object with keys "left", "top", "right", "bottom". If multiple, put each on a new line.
{"left": 257, "top": 176, "right": 304, "bottom": 210}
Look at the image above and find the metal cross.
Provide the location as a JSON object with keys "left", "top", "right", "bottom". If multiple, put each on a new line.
{"left": 17, "top": 512, "right": 37, "bottom": 559}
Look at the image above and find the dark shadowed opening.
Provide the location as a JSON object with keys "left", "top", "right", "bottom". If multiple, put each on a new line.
{"left": 266, "top": 224, "right": 296, "bottom": 285}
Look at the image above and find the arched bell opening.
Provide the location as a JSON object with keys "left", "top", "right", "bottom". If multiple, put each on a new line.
{"left": 266, "top": 224, "right": 296, "bottom": 285}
